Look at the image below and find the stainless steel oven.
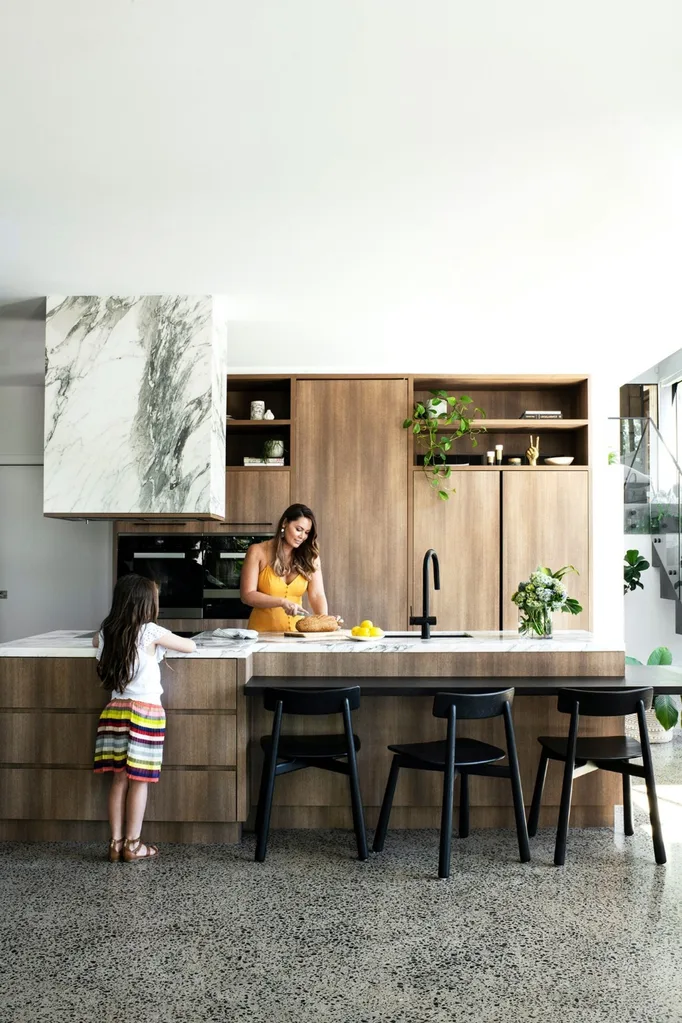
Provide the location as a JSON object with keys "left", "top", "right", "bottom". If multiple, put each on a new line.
{"left": 117, "top": 535, "right": 205, "bottom": 619}
{"left": 202, "top": 534, "right": 273, "bottom": 620}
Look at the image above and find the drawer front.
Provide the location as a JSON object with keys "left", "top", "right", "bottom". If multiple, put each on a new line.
{"left": 0, "top": 768, "right": 237, "bottom": 822}
{"left": 0, "top": 711, "right": 237, "bottom": 768}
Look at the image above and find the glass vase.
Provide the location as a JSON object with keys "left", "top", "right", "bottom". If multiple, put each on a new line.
{"left": 519, "top": 606, "right": 553, "bottom": 639}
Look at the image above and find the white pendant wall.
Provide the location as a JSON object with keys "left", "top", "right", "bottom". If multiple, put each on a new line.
{"left": 44, "top": 295, "right": 227, "bottom": 517}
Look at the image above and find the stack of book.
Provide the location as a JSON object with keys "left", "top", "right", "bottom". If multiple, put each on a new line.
{"left": 243, "top": 457, "right": 285, "bottom": 466}
{"left": 519, "top": 410, "right": 563, "bottom": 420}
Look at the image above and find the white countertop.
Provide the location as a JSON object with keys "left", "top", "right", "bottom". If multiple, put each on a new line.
{"left": 0, "top": 629, "right": 625, "bottom": 659}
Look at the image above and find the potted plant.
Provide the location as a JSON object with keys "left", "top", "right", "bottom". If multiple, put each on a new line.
{"left": 625, "top": 646, "right": 678, "bottom": 741}
{"left": 511, "top": 565, "right": 583, "bottom": 637}
{"left": 624, "top": 549, "right": 650, "bottom": 593}
{"left": 403, "top": 390, "right": 486, "bottom": 499}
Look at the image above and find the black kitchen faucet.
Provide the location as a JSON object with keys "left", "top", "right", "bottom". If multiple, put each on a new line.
{"left": 409, "top": 548, "right": 440, "bottom": 639}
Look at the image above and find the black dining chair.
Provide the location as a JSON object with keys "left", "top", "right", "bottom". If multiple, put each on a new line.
{"left": 372, "top": 688, "right": 530, "bottom": 879}
{"left": 255, "top": 686, "right": 367, "bottom": 862}
{"left": 527, "top": 687, "right": 666, "bottom": 866}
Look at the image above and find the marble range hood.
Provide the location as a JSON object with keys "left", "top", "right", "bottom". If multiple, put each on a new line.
{"left": 44, "top": 295, "right": 227, "bottom": 518}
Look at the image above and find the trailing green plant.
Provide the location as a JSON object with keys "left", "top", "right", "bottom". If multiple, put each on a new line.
{"left": 403, "top": 390, "right": 486, "bottom": 500}
{"left": 623, "top": 549, "right": 650, "bottom": 594}
{"left": 511, "top": 565, "right": 582, "bottom": 636}
{"left": 625, "top": 646, "right": 678, "bottom": 730}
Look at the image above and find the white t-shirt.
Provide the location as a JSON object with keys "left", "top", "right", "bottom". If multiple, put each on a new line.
{"left": 96, "top": 622, "right": 171, "bottom": 705}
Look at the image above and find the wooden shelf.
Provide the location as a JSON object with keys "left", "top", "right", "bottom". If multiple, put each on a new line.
{"left": 226, "top": 465, "right": 290, "bottom": 472}
{"left": 429, "top": 419, "right": 588, "bottom": 432}
{"left": 226, "top": 419, "right": 291, "bottom": 427}
{"left": 411, "top": 464, "right": 587, "bottom": 471}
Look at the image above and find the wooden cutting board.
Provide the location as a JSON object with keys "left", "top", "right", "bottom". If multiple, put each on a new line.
{"left": 258, "top": 629, "right": 353, "bottom": 642}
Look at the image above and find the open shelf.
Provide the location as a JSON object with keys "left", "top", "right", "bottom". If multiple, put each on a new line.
{"left": 411, "top": 464, "right": 587, "bottom": 471}
{"left": 227, "top": 419, "right": 291, "bottom": 427}
{"left": 433, "top": 419, "right": 588, "bottom": 431}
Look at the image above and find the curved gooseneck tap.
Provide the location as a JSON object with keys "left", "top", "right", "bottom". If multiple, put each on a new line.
{"left": 410, "top": 548, "right": 440, "bottom": 639}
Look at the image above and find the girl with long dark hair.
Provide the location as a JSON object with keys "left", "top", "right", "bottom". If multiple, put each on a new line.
{"left": 93, "top": 574, "right": 195, "bottom": 862}
{"left": 240, "top": 503, "right": 334, "bottom": 631}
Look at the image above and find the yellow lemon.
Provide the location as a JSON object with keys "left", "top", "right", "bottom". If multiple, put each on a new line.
{"left": 357, "top": 627, "right": 371, "bottom": 637}
{"left": 351, "top": 626, "right": 362, "bottom": 636}
{"left": 369, "top": 627, "right": 383, "bottom": 637}
{"left": 360, "top": 619, "right": 373, "bottom": 629}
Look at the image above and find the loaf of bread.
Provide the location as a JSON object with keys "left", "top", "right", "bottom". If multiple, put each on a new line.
{"left": 295, "top": 615, "right": 340, "bottom": 633}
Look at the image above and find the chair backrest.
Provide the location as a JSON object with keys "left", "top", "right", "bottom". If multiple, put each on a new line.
{"left": 432, "top": 688, "right": 515, "bottom": 720}
{"left": 263, "top": 686, "right": 361, "bottom": 715}
{"left": 557, "top": 687, "right": 653, "bottom": 717}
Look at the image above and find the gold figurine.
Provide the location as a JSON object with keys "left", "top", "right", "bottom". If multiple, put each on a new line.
{"left": 526, "top": 435, "right": 540, "bottom": 466}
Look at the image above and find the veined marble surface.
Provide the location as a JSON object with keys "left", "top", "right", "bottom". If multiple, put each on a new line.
{"left": 44, "top": 295, "right": 227, "bottom": 516}
{"left": 0, "top": 629, "right": 626, "bottom": 659}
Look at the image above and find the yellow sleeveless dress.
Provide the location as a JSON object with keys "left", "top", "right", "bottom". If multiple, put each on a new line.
{"left": 247, "top": 564, "right": 309, "bottom": 633}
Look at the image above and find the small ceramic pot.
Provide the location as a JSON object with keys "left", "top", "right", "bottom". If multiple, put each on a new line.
{"left": 250, "top": 401, "right": 265, "bottom": 420}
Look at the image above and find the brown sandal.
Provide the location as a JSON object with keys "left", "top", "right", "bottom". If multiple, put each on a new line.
{"left": 108, "top": 838, "right": 124, "bottom": 862}
{"left": 123, "top": 837, "right": 159, "bottom": 862}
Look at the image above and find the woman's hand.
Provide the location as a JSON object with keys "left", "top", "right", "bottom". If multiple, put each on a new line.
{"left": 281, "top": 599, "right": 308, "bottom": 617}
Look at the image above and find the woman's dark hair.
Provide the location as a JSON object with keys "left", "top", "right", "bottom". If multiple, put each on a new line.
{"left": 273, "top": 503, "right": 319, "bottom": 579}
{"left": 97, "top": 574, "right": 159, "bottom": 692}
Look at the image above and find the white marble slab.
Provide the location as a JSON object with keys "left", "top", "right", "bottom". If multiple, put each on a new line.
{"left": 0, "top": 629, "right": 625, "bottom": 659}
{"left": 44, "top": 295, "right": 227, "bottom": 516}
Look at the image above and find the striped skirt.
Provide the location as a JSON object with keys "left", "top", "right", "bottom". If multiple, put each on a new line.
{"left": 93, "top": 699, "right": 166, "bottom": 783}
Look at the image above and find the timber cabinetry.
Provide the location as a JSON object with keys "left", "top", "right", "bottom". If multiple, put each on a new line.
{"left": 295, "top": 378, "right": 410, "bottom": 630}
{"left": 412, "top": 470, "right": 500, "bottom": 630}
{"left": 502, "top": 470, "right": 590, "bottom": 630}
{"left": 203, "top": 469, "right": 291, "bottom": 534}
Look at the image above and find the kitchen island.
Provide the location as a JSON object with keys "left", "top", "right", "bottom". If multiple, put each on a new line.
{"left": 2, "top": 628, "right": 667, "bottom": 844}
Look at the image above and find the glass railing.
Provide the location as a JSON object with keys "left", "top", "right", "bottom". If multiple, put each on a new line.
{"left": 619, "top": 417, "right": 682, "bottom": 595}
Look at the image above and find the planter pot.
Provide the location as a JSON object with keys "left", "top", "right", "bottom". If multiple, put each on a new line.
{"left": 426, "top": 398, "right": 448, "bottom": 419}
{"left": 624, "top": 709, "right": 674, "bottom": 744}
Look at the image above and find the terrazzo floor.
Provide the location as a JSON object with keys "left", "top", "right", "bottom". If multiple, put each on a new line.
{"left": 3, "top": 741, "right": 682, "bottom": 1023}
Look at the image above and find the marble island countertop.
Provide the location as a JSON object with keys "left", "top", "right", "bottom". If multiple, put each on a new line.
{"left": 0, "top": 629, "right": 625, "bottom": 659}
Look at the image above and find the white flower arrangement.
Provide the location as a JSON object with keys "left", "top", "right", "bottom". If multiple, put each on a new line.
{"left": 512, "top": 565, "right": 582, "bottom": 637}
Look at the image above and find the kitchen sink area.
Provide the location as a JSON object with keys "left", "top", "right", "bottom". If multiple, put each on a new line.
{"left": 384, "top": 631, "right": 472, "bottom": 639}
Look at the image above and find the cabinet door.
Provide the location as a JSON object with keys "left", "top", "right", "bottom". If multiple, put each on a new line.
{"left": 204, "top": 470, "right": 290, "bottom": 534}
{"left": 413, "top": 471, "right": 500, "bottom": 631}
{"left": 295, "top": 379, "right": 409, "bottom": 629}
{"left": 502, "top": 471, "right": 590, "bottom": 630}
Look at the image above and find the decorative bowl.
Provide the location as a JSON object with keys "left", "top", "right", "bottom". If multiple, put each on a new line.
{"left": 544, "top": 456, "right": 574, "bottom": 466}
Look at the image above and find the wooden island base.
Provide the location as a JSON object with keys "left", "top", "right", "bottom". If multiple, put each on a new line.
{"left": 0, "top": 640, "right": 640, "bottom": 843}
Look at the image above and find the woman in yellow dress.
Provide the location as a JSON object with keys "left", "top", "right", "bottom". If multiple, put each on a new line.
{"left": 240, "top": 503, "right": 331, "bottom": 632}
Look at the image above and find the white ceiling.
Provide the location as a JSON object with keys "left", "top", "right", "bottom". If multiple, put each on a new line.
{"left": 2, "top": 0, "right": 682, "bottom": 382}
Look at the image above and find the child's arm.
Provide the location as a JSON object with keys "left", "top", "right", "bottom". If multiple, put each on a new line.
{"left": 153, "top": 629, "right": 196, "bottom": 654}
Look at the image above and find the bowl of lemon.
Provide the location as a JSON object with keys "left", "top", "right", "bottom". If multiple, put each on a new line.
{"left": 350, "top": 619, "right": 385, "bottom": 642}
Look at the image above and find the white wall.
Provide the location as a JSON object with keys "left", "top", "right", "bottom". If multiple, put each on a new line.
{"left": 0, "top": 386, "right": 113, "bottom": 641}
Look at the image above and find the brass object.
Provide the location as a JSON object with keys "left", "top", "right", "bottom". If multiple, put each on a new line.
{"left": 526, "top": 435, "right": 540, "bottom": 466}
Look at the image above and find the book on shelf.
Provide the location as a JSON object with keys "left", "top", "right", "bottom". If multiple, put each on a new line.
{"left": 242, "top": 457, "right": 285, "bottom": 465}
{"left": 519, "top": 411, "right": 563, "bottom": 419}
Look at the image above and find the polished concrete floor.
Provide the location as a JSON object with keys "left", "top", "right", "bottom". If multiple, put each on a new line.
{"left": 3, "top": 741, "right": 682, "bottom": 1023}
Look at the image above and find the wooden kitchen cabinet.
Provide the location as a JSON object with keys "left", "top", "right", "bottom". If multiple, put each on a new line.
{"left": 501, "top": 470, "right": 590, "bottom": 630}
{"left": 295, "top": 378, "right": 410, "bottom": 630}
{"left": 412, "top": 470, "right": 500, "bottom": 631}
{"left": 203, "top": 469, "right": 291, "bottom": 533}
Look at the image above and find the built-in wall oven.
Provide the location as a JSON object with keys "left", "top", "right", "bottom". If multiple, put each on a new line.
{"left": 116, "top": 533, "right": 273, "bottom": 621}
{"left": 117, "top": 535, "right": 205, "bottom": 619}
{"left": 202, "top": 534, "right": 273, "bottom": 620}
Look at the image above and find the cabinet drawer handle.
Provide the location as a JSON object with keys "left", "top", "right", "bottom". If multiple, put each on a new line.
{"left": 219, "top": 521, "right": 273, "bottom": 526}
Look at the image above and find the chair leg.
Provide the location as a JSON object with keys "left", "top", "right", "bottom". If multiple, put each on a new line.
{"left": 509, "top": 755, "right": 531, "bottom": 864}
{"left": 438, "top": 760, "right": 457, "bottom": 880}
{"left": 254, "top": 751, "right": 278, "bottom": 863}
{"left": 622, "top": 772, "right": 634, "bottom": 836}
{"left": 504, "top": 702, "right": 530, "bottom": 863}
{"left": 372, "top": 757, "right": 400, "bottom": 853}
{"left": 255, "top": 704, "right": 283, "bottom": 863}
{"left": 637, "top": 701, "right": 667, "bottom": 865}
{"left": 458, "top": 772, "right": 469, "bottom": 838}
{"left": 347, "top": 750, "right": 368, "bottom": 862}
{"left": 527, "top": 749, "right": 549, "bottom": 837}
